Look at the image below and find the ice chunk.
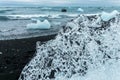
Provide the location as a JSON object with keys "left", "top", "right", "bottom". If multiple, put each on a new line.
{"left": 19, "top": 13, "right": 120, "bottom": 80}
{"left": 0, "top": 52, "right": 2, "bottom": 55}
{"left": 27, "top": 19, "right": 51, "bottom": 29}
{"left": 77, "top": 8, "right": 84, "bottom": 12}
{"left": 101, "top": 10, "right": 119, "bottom": 21}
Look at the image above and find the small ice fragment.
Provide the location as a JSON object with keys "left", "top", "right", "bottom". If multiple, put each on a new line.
{"left": 0, "top": 52, "right": 2, "bottom": 55}
{"left": 77, "top": 8, "right": 84, "bottom": 12}
{"left": 27, "top": 19, "right": 51, "bottom": 29}
{"left": 101, "top": 10, "right": 119, "bottom": 21}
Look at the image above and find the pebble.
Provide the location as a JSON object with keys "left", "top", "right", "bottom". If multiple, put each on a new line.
{"left": 0, "top": 52, "right": 2, "bottom": 55}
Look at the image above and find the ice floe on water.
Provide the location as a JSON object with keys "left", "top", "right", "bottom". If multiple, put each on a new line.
{"left": 19, "top": 10, "right": 120, "bottom": 80}
{"left": 77, "top": 8, "right": 84, "bottom": 12}
{"left": 27, "top": 19, "right": 51, "bottom": 29}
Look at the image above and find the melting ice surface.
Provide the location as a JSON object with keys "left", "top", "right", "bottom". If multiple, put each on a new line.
{"left": 56, "top": 60, "right": 120, "bottom": 80}
{"left": 101, "top": 10, "right": 119, "bottom": 21}
{"left": 19, "top": 10, "right": 120, "bottom": 80}
{"left": 27, "top": 19, "right": 51, "bottom": 29}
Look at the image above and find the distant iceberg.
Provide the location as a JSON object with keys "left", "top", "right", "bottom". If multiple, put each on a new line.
{"left": 27, "top": 19, "right": 51, "bottom": 29}
{"left": 77, "top": 8, "right": 84, "bottom": 12}
{"left": 101, "top": 10, "right": 119, "bottom": 21}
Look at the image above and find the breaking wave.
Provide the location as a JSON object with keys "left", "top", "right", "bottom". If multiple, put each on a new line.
{"left": 0, "top": 16, "right": 11, "bottom": 21}
{"left": 19, "top": 11, "right": 120, "bottom": 80}
{"left": 0, "top": 14, "right": 78, "bottom": 21}
{"left": 0, "top": 15, "right": 30, "bottom": 21}
{"left": 0, "top": 9, "right": 13, "bottom": 13}
{"left": 41, "top": 7, "right": 52, "bottom": 10}
{"left": 0, "top": 14, "right": 46, "bottom": 21}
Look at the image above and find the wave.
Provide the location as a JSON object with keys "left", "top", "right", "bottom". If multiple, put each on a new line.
{"left": 0, "top": 14, "right": 48, "bottom": 21}
{"left": 0, "top": 16, "right": 11, "bottom": 21}
{"left": 8, "top": 14, "right": 77, "bottom": 18}
{"left": 0, "top": 14, "right": 78, "bottom": 21}
{"left": 41, "top": 7, "right": 52, "bottom": 10}
{"left": 6, "top": 14, "right": 48, "bottom": 20}
{"left": 19, "top": 10, "right": 120, "bottom": 80}
{"left": 0, "top": 15, "right": 30, "bottom": 21}
{"left": 0, "top": 9, "right": 13, "bottom": 13}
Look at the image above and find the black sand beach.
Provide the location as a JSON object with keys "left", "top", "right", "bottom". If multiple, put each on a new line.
{"left": 0, "top": 12, "right": 73, "bottom": 80}
{"left": 0, "top": 34, "right": 57, "bottom": 80}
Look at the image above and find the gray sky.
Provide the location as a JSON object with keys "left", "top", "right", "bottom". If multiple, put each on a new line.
{"left": 0, "top": 0, "right": 120, "bottom": 7}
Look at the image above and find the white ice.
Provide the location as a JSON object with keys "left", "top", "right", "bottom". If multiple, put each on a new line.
{"left": 56, "top": 60, "right": 120, "bottom": 80}
{"left": 26, "top": 19, "right": 51, "bottom": 29}
{"left": 101, "top": 10, "right": 119, "bottom": 21}
{"left": 77, "top": 8, "right": 84, "bottom": 12}
{"left": 19, "top": 10, "right": 120, "bottom": 80}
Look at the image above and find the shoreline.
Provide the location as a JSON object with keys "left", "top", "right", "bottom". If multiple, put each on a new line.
{"left": 0, "top": 34, "right": 57, "bottom": 80}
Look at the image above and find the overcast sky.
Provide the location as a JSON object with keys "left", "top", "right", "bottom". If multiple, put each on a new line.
{"left": 0, "top": 0, "right": 120, "bottom": 7}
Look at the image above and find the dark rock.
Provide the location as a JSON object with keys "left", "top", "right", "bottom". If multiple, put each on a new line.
{"left": 49, "top": 70, "right": 56, "bottom": 79}
{"left": 61, "top": 9, "right": 67, "bottom": 12}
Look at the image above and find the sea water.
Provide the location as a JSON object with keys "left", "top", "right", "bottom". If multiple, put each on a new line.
{"left": 0, "top": 7, "right": 120, "bottom": 15}
{"left": 0, "top": 6, "right": 120, "bottom": 40}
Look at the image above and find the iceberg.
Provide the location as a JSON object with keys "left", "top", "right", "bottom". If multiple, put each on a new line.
{"left": 26, "top": 19, "right": 51, "bottom": 29}
{"left": 77, "top": 8, "right": 84, "bottom": 12}
{"left": 101, "top": 10, "right": 119, "bottom": 21}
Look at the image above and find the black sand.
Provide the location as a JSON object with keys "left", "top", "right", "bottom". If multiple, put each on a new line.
{"left": 0, "top": 34, "right": 57, "bottom": 80}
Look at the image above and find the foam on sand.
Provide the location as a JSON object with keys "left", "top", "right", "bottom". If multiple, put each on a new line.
{"left": 27, "top": 19, "right": 51, "bottom": 29}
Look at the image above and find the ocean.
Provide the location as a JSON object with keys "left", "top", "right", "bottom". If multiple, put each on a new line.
{"left": 0, "top": 7, "right": 120, "bottom": 40}
{"left": 0, "top": 7, "right": 120, "bottom": 15}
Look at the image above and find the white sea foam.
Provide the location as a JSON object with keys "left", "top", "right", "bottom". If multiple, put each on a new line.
{"left": 7, "top": 14, "right": 48, "bottom": 19}
{"left": 41, "top": 7, "right": 52, "bottom": 10}
{"left": 6, "top": 13, "right": 78, "bottom": 20}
